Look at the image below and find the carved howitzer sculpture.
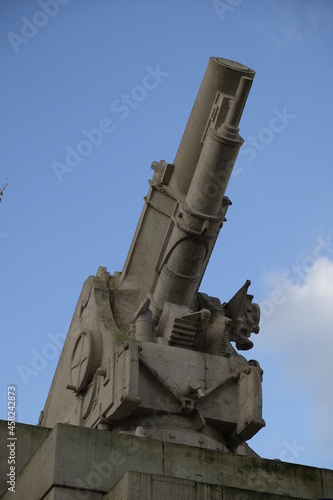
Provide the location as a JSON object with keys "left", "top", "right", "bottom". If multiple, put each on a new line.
{"left": 40, "top": 57, "right": 265, "bottom": 455}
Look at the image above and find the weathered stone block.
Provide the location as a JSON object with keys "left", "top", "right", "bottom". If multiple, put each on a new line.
{"left": 0, "top": 419, "right": 51, "bottom": 497}
{"left": 1, "top": 422, "right": 332, "bottom": 500}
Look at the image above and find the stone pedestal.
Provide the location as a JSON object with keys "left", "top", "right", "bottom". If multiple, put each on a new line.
{"left": 1, "top": 421, "right": 332, "bottom": 499}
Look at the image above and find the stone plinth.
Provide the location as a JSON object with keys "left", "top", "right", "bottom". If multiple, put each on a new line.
{"left": 0, "top": 420, "right": 51, "bottom": 496}
{"left": 0, "top": 421, "right": 332, "bottom": 499}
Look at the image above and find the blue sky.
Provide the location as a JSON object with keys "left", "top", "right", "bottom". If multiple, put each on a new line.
{"left": 1, "top": 0, "right": 332, "bottom": 470}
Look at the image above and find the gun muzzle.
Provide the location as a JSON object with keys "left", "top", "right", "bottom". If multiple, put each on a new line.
{"left": 169, "top": 57, "right": 255, "bottom": 196}
{"left": 186, "top": 76, "right": 253, "bottom": 216}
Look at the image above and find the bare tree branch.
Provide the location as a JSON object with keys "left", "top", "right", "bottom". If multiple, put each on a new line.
{"left": 0, "top": 179, "right": 8, "bottom": 203}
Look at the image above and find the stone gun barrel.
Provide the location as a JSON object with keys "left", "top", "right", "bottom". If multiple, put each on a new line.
{"left": 114, "top": 57, "right": 256, "bottom": 330}
{"left": 150, "top": 70, "right": 254, "bottom": 322}
{"left": 186, "top": 75, "right": 253, "bottom": 215}
{"left": 169, "top": 58, "right": 255, "bottom": 196}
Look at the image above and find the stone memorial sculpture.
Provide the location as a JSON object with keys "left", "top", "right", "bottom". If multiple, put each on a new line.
{"left": 39, "top": 57, "right": 265, "bottom": 456}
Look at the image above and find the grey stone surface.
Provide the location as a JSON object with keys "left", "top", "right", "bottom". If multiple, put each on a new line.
{"left": 107, "top": 472, "right": 325, "bottom": 500}
{"left": 106, "top": 472, "right": 200, "bottom": 500}
{"left": 322, "top": 468, "right": 333, "bottom": 497}
{"left": 43, "top": 487, "right": 103, "bottom": 500}
{"left": 1, "top": 421, "right": 332, "bottom": 499}
{"left": 0, "top": 419, "right": 50, "bottom": 497}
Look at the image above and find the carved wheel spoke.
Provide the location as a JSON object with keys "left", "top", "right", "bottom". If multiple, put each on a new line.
{"left": 70, "top": 331, "right": 93, "bottom": 392}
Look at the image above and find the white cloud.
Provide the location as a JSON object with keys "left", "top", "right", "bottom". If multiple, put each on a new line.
{"left": 255, "top": 257, "right": 333, "bottom": 461}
